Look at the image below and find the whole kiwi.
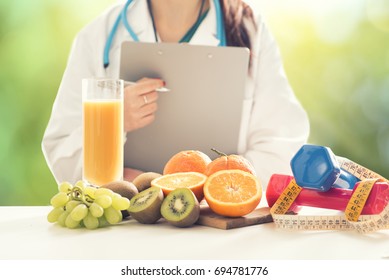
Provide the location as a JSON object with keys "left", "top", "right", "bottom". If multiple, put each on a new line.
{"left": 128, "top": 186, "right": 164, "bottom": 224}
{"left": 132, "top": 172, "right": 162, "bottom": 192}
{"left": 100, "top": 180, "right": 138, "bottom": 218}
{"left": 160, "top": 188, "right": 200, "bottom": 228}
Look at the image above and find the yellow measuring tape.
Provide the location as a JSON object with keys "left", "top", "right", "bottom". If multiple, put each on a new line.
{"left": 270, "top": 179, "right": 302, "bottom": 215}
{"left": 270, "top": 158, "right": 389, "bottom": 234}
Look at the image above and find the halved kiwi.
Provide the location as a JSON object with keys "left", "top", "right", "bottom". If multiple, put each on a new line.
{"left": 160, "top": 188, "right": 200, "bottom": 228}
{"left": 132, "top": 172, "right": 162, "bottom": 192}
{"left": 127, "top": 186, "right": 164, "bottom": 224}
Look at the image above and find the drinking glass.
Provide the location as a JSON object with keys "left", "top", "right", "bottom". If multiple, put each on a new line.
{"left": 82, "top": 78, "right": 124, "bottom": 186}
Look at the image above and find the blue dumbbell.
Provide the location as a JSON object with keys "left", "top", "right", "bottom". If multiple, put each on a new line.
{"left": 290, "top": 144, "right": 360, "bottom": 192}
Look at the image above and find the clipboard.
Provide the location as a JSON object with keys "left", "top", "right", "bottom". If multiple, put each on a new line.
{"left": 119, "top": 41, "right": 250, "bottom": 173}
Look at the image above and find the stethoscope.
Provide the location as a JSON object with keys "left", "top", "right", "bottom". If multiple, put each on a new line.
{"left": 103, "top": 0, "right": 227, "bottom": 68}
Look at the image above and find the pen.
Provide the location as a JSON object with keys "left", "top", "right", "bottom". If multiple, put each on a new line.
{"left": 124, "top": 81, "right": 170, "bottom": 93}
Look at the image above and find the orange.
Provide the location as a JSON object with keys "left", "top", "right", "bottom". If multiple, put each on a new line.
{"left": 204, "top": 169, "right": 262, "bottom": 217}
{"left": 205, "top": 148, "right": 256, "bottom": 177}
{"left": 163, "top": 150, "right": 212, "bottom": 175}
{"left": 151, "top": 172, "right": 208, "bottom": 202}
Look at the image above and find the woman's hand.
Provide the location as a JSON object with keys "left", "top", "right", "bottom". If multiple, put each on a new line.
{"left": 124, "top": 78, "right": 165, "bottom": 132}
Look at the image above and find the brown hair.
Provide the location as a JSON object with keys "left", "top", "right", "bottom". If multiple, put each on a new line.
{"left": 219, "top": 0, "right": 256, "bottom": 67}
{"left": 220, "top": 0, "right": 256, "bottom": 48}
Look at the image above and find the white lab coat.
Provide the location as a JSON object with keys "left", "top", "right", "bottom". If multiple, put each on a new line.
{"left": 42, "top": 0, "right": 309, "bottom": 188}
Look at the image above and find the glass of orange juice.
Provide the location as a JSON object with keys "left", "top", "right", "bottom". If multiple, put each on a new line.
{"left": 82, "top": 78, "right": 124, "bottom": 186}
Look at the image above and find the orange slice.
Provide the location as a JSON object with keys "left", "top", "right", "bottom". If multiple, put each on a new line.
{"left": 151, "top": 172, "right": 208, "bottom": 202}
{"left": 204, "top": 169, "right": 262, "bottom": 217}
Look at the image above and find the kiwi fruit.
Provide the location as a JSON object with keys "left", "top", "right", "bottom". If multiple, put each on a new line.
{"left": 100, "top": 180, "right": 138, "bottom": 218}
{"left": 160, "top": 188, "right": 200, "bottom": 228}
{"left": 132, "top": 172, "right": 162, "bottom": 192}
{"left": 101, "top": 180, "right": 138, "bottom": 199}
{"left": 127, "top": 186, "right": 164, "bottom": 224}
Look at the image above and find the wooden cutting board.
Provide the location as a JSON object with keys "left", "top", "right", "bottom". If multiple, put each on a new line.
{"left": 196, "top": 205, "right": 273, "bottom": 230}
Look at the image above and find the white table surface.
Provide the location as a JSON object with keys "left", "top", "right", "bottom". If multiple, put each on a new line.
{"left": 1, "top": 206, "right": 389, "bottom": 260}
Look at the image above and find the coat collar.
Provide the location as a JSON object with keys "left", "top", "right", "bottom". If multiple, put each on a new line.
{"left": 125, "top": 0, "right": 220, "bottom": 46}
{"left": 125, "top": 0, "right": 154, "bottom": 42}
{"left": 189, "top": 0, "right": 220, "bottom": 46}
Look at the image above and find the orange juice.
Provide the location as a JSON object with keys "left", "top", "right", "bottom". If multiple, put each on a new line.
{"left": 83, "top": 99, "right": 123, "bottom": 186}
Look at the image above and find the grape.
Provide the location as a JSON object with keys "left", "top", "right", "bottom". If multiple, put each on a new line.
{"left": 84, "top": 186, "right": 97, "bottom": 200}
{"left": 104, "top": 207, "right": 122, "bottom": 224}
{"left": 95, "top": 195, "right": 112, "bottom": 208}
{"left": 70, "top": 204, "right": 88, "bottom": 221}
{"left": 112, "top": 196, "right": 130, "bottom": 211}
{"left": 74, "top": 180, "right": 87, "bottom": 190}
{"left": 58, "top": 182, "right": 73, "bottom": 193}
{"left": 65, "top": 214, "right": 80, "bottom": 229}
{"left": 57, "top": 211, "right": 69, "bottom": 227}
{"left": 95, "top": 187, "right": 114, "bottom": 197}
{"left": 65, "top": 200, "right": 82, "bottom": 213}
{"left": 50, "top": 192, "right": 69, "bottom": 207}
{"left": 98, "top": 216, "right": 109, "bottom": 228}
{"left": 83, "top": 212, "right": 99, "bottom": 230}
{"left": 89, "top": 202, "right": 104, "bottom": 218}
{"left": 48, "top": 181, "right": 131, "bottom": 229}
{"left": 47, "top": 207, "right": 65, "bottom": 223}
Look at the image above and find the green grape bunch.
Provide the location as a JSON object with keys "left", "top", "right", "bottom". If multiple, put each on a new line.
{"left": 47, "top": 181, "right": 130, "bottom": 229}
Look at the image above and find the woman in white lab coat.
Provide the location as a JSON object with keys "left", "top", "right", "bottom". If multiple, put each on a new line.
{"left": 42, "top": 0, "right": 309, "bottom": 188}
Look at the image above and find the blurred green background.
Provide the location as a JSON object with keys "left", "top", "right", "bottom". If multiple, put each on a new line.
{"left": 0, "top": 0, "right": 388, "bottom": 205}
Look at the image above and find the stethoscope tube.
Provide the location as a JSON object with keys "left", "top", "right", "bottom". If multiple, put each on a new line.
{"left": 103, "top": 0, "right": 226, "bottom": 68}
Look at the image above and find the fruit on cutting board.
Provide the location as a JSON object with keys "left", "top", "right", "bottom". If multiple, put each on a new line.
{"left": 151, "top": 172, "right": 207, "bottom": 202}
{"left": 132, "top": 172, "right": 162, "bottom": 192}
{"left": 47, "top": 148, "right": 261, "bottom": 230}
{"left": 163, "top": 150, "right": 211, "bottom": 175}
{"left": 205, "top": 148, "right": 256, "bottom": 176}
{"left": 161, "top": 188, "right": 200, "bottom": 227}
{"left": 127, "top": 186, "right": 164, "bottom": 224}
{"left": 204, "top": 169, "right": 262, "bottom": 217}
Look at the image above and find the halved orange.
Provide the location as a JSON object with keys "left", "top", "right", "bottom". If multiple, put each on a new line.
{"left": 204, "top": 169, "right": 262, "bottom": 217}
{"left": 151, "top": 172, "right": 208, "bottom": 202}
